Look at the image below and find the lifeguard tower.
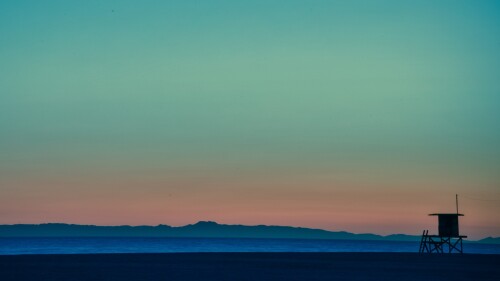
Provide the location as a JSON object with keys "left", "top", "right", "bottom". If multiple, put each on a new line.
{"left": 419, "top": 195, "right": 467, "bottom": 254}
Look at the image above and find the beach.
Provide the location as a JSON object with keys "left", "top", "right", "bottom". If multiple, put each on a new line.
{"left": 1, "top": 252, "right": 499, "bottom": 281}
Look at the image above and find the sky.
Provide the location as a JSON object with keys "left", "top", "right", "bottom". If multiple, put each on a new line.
{"left": 0, "top": 0, "right": 499, "bottom": 239}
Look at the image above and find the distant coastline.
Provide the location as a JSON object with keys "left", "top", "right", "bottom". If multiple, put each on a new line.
{"left": 0, "top": 221, "right": 498, "bottom": 243}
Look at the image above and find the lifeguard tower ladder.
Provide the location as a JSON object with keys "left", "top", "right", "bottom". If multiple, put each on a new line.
{"left": 419, "top": 195, "right": 467, "bottom": 254}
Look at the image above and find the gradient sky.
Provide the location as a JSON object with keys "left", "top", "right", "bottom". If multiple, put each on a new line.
{"left": 1, "top": 0, "right": 499, "bottom": 239}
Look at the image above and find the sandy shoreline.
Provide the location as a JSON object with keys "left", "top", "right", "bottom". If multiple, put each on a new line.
{"left": 1, "top": 252, "right": 499, "bottom": 281}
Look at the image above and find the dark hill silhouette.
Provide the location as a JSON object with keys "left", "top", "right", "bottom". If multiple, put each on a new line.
{"left": 477, "top": 237, "right": 500, "bottom": 244}
{"left": 0, "top": 221, "right": 422, "bottom": 241}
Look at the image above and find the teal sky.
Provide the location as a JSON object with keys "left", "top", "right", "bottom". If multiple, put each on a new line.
{"left": 1, "top": 1, "right": 499, "bottom": 239}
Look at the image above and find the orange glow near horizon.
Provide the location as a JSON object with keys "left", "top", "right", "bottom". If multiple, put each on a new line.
{"left": 1, "top": 171, "right": 498, "bottom": 240}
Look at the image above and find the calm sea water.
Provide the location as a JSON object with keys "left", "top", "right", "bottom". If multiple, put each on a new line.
{"left": 0, "top": 237, "right": 499, "bottom": 255}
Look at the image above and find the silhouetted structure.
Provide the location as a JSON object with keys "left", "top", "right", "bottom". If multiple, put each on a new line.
{"left": 419, "top": 195, "right": 466, "bottom": 254}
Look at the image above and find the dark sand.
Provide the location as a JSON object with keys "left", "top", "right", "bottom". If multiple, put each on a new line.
{"left": 1, "top": 252, "right": 499, "bottom": 281}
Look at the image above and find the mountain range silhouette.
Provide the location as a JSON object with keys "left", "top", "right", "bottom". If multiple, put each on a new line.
{"left": 0, "top": 221, "right": 498, "bottom": 243}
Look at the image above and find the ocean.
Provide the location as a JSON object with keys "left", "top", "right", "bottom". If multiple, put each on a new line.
{"left": 1, "top": 237, "right": 499, "bottom": 255}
